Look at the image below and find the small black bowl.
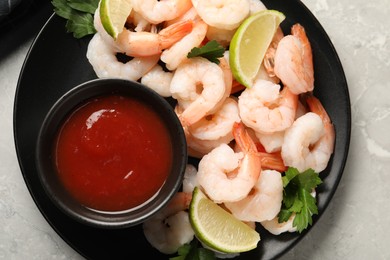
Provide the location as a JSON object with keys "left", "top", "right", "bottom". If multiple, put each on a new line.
{"left": 36, "top": 78, "right": 187, "bottom": 229}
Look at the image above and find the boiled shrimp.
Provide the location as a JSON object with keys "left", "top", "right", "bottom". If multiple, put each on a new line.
{"left": 141, "top": 64, "right": 173, "bottom": 97}
{"left": 281, "top": 113, "right": 324, "bottom": 173}
{"left": 281, "top": 112, "right": 323, "bottom": 172}
{"left": 281, "top": 94, "right": 334, "bottom": 173}
{"left": 263, "top": 27, "right": 284, "bottom": 79}
{"left": 143, "top": 192, "right": 194, "bottom": 254}
{"left": 235, "top": 130, "right": 286, "bottom": 172}
{"left": 255, "top": 131, "right": 284, "bottom": 153}
{"left": 191, "top": 0, "right": 250, "bottom": 30}
{"left": 254, "top": 98, "right": 309, "bottom": 153}
{"left": 197, "top": 122, "right": 261, "bottom": 203}
{"left": 247, "top": 0, "right": 267, "bottom": 14}
{"left": 184, "top": 97, "right": 241, "bottom": 158}
{"left": 274, "top": 23, "right": 314, "bottom": 95}
{"left": 261, "top": 189, "right": 317, "bottom": 235}
{"left": 182, "top": 164, "right": 199, "bottom": 193}
{"left": 115, "top": 19, "right": 193, "bottom": 57}
{"left": 86, "top": 33, "right": 159, "bottom": 80}
{"left": 305, "top": 94, "right": 335, "bottom": 172}
{"left": 260, "top": 214, "right": 297, "bottom": 235}
{"left": 238, "top": 79, "right": 298, "bottom": 134}
{"left": 161, "top": 11, "right": 208, "bottom": 71}
{"left": 127, "top": 10, "right": 152, "bottom": 32}
{"left": 224, "top": 169, "right": 283, "bottom": 222}
{"left": 131, "top": 0, "right": 193, "bottom": 24}
{"left": 170, "top": 57, "right": 231, "bottom": 127}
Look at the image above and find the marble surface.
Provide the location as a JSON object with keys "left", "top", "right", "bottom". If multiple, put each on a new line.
{"left": 1, "top": 0, "right": 389, "bottom": 259}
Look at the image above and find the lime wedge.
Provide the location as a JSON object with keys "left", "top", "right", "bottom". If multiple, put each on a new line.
{"left": 99, "top": 0, "right": 132, "bottom": 39}
{"left": 189, "top": 187, "right": 260, "bottom": 253}
{"left": 229, "top": 10, "right": 285, "bottom": 88}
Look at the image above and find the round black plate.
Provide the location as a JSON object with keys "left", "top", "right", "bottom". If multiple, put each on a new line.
{"left": 13, "top": 0, "right": 351, "bottom": 259}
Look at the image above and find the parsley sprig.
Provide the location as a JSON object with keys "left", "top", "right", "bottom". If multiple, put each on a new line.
{"left": 187, "top": 40, "right": 225, "bottom": 64}
{"left": 52, "top": 0, "right": 99, "bottom": 38}
{"left": 278, "top": 167, "right": 322, "bottom": 233}
{"left": 170, "top": 240, "right": 215, "bottom": 260}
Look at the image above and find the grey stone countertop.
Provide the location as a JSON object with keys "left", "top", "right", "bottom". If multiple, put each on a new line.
{"left": 1, "top": 0, "right": 389, "bottom": 259}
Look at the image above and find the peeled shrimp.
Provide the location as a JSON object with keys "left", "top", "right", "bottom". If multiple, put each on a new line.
{"left": 255, "top": 131, "right": 284, "bottom": 153}
{"left": 281, "top": 112, "right": 323, "bottom": 172}
{"left": 261, "top": 214, "right": 297, "bottom": 235}
{"left": 305, "top": 94, "right": 335, "bottom": 171}
{"left": 143, "top": 192, "right": 194, "bottom": 254}
{"left": 191, "top": 0, "right": 250, "bottom": 30}
{"left": 115, "top": 19, "right": 193, "bottom": 57}
{"left": 254, "top": 97, "right": 309, "bottom": 154}
{"left": 161, "top": 11, "right": 208, "bottom": 71}
{"left": 274, "top": 23, "right": 314, "bottom": 95}
{"left": 282, "top": 94, "right": 334, "bottom": 173}
{"left": 184, "top": 97, "right": 241, "bottom": 158}
{"left": 141, "top": 64, "right": 173, "bottom": 97}
{"left": 131, "top": 0, "right": 193, "bottom": 24}
{"left": 247, "top": 0, "right": 267, "bottom": 14}
{"left": 132, "top": 0, "right": 192, "bottom": 24}
{"left": 235, "top": 130, "right": 286, "bottom": 172}
{"left": 263, "top": 27, "right": 284, "bottom": 79}
{"left": 261, "top": 189, "right": 317, "bottom": 235}
{"left": 197, "top": 122, "right": 261, "bottom": 203}
{"left": 238, "top": 79, "right": 298, "bottom": 134}
{"left": 170, "top": 57, "right": 231, "bottom": 127}
{"left": 86, "top": 33, "right": 159, "bottom": 80}
{"left": 224, "top": 169, "right": 283, "bottom": 222}
{"left": 182, "top": 164, "right": 199, "bottom": 193}
{"left": 126, "top": 10, "right": 153, "bottom": 32}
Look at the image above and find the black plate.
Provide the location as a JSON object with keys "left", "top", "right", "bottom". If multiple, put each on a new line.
{"left": 13, "top": 0, "right": 351, "bottom": 259}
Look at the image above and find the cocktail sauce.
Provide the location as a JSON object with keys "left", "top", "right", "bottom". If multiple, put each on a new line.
{"left": 54, "top": 94, "right": 173, "bottom": 212}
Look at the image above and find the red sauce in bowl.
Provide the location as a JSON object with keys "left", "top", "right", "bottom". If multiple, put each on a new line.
{"left": 54, "top": 94, "right": 173, "bottom": 212}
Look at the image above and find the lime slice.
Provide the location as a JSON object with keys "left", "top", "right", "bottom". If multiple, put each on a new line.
{"left": 229, "top": 10, "right": 285, "bottom": 88}
{"left": 189, "top": 187, "right": 260, "bottom": 253}
{"left": 100, "top": 0, "right": 132, "bottom": 39}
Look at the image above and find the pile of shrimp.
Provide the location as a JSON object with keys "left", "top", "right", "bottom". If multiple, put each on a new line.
{"left": 86, "top": 0, "right": 336, "bottom": 257}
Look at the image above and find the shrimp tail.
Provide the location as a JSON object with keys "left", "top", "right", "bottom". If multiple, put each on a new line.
{"left": 291, "top": 24, "right": 312, "bottom": 57}
{"left": 159, "top": 20, "right": 194, "bottom": 49}
{"left": 233, "top": 122, "right": 260, "bottom": 154}
{"left": 305, "top": 94, "right": 331, "bottom": 125}
{"left": 291, "top": 23, "right": 314, "bottom": 90}
{"left": 305, "top": 94, "right": 336, "bottom": 154}
{"left": 258, "top": 152, "right": 287, "bottom": 172}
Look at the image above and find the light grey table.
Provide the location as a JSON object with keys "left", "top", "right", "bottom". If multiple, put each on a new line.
{"left": 1, "top": 0, "right": 389, "bottom": 259}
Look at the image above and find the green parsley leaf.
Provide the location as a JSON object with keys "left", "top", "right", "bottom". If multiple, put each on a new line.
{"left": 278, "top": 208, "right": 293, "bottom": 223}
{"left": 293, "top": 188, "right": 318, "bottom": 232}
{"left": 169, "top": 240, "right": 216, "bottom": 260}
{"left": 66, "top": 13, "right": 96, "bottom": 39}
{"left": 282, "top": 166, "right": 299, "bottom": 187}
{"left": 187, "top": 40, "right": 225, "bottom": 64}
{"left": 52, "top": 0, "right": 75, "bottom": 20}
{"left": 52, "top": 0, "right": 98, "bottom": 39}
{"left": 170, "top": 244, "right": 191, "bottom": 260}
{"left": 278, "top": 167, "right": 322, "bottom": 233}
{"left": 67, "top": 0, "right": 100, "bottom": 14}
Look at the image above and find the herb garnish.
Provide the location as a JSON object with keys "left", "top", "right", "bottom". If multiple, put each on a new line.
{"left": 187, "top": 40, "right": 225, "bottom": 64}
{"left": 170, "top": 240, "right": 216, "bottom": 260}
{"left": 278, "top": 167, "right": 322, "bottom": 233}
{"left": 51, "top": 0, "right": 99, "bottom": 39}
